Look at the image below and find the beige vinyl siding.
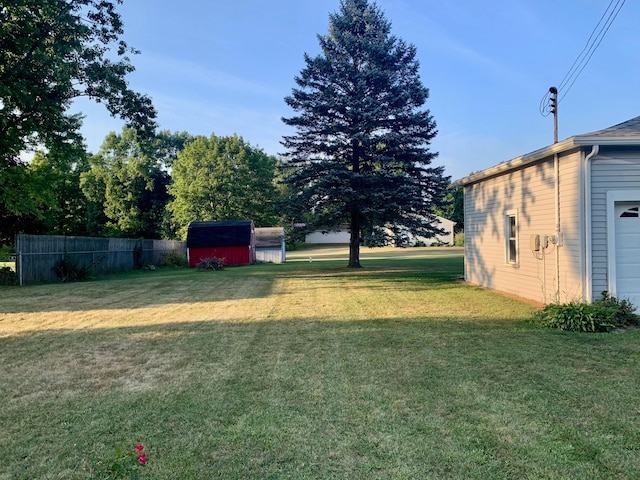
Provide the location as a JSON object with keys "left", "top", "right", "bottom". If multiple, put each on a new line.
{"left": 555, "top": 151, "right": 584, "bottom": 302}
{"left": 590, "top": 150, "right": 640, "bottom": 299}
{"left": 464, "top": 151, "right": 583, "bottom": 304}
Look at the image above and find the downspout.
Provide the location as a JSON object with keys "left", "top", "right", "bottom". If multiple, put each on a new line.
{"left": 554, "top": 153, "right": 560, "bottom": 302}
{"left": 583, "top": 145, "right": 600, "bottom": 302}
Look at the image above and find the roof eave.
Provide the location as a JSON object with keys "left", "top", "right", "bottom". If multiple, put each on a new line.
{"left": 455, "top": 138, "right": 576, "bottom": 186}
{"left": 456, "top": 136, "right": 640, "bottom": 186}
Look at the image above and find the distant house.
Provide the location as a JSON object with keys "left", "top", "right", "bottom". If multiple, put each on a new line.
{"left": 255, "top": 227, "right": 286, "bottom": 263}
{"left": 305, "top": 225, "right": 351, "bottom": 244}
{"left": 458, "top": 116, "right": 640, "bottom": 306}
{"left": 186, "top": 220, "right": 255, "bottom": 267}
{"left": 304, "top": 216, "right": 456, "bottom": 246}
{"left": 395, "top": 216, "right": 456, "bottom": 246}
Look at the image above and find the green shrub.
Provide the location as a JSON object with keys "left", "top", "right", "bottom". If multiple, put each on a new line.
{"left": 285, "top": 242, "right": 302, "bottom": 251}
{"left": 0, "top": 244, "right": 15, "bottom": 261}
{"left": 159, "top": 250, "right": 188, "bottom": 267}
{"left": 454, "top": 232, "right": 464, "bottom": 247}
{"left": 0, "top": 266, "right": 17, "bottom": 285}
{"left": 532, "top": 291, "right": 639, "bottom": 332}
{"left": 413, "top": 240, "right": 426, "bottom": 247}
{"left": 196, "top": 257, "right": 225, "bottom": 271}
{"left": 54, "top": 258, "right": 92, "bottom": 282}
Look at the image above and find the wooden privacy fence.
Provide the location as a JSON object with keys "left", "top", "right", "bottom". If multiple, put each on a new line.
{"left": 15, "top": 234, "right": 186, "bottom": 285}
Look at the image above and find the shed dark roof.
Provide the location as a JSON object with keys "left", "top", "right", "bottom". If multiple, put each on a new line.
{"left": 255, "top": 227, "right": 284, "bottom": 248}
{"left": 187, "top": 220, "right": 254, "bottom": 248}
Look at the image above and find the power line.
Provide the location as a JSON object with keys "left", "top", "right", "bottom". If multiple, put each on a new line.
{"left": 558, "top": 0, "right": 625, "bottom": 102}
{"left": 540, "top": 0, "right": 625, "bottom": 116}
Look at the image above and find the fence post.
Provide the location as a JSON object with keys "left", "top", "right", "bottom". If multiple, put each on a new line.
{"left": 18, "top": 252, "right": 23, "bottom": 287}
{"left": 16, "top": 235, "right": 23, "bottom": 287}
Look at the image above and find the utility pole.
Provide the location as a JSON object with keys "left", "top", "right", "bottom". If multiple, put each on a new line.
{"left": 549, "top": 86, "right": 558, "bottom": 143}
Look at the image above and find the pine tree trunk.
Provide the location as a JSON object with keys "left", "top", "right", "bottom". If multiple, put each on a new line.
{"left": 348, "top": 215, "right": 361, "bottom": 268}
{"left": 348, "top": 138, "right": 363, "bottom": 268}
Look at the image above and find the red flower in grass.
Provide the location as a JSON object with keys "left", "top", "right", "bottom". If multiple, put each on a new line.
{"left": 90, "top": 444, "right": 148, "bottom": 477}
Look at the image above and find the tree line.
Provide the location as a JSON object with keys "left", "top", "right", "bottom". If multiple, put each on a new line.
{"left": 2, "top": 122, "right": 461, "bottom": 248}
{"left": 0, "top": 0, "right": 281, "bottom": 246}
{"left": 0, "top": 128, "right": 280, "bottom": 244}
{"left": 1, "top": 0, "right": 463, "bottom": 266}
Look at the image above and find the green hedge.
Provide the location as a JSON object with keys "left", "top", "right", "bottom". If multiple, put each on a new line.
{"left": 532, "top": 291, "right": 639, "bottom": 332}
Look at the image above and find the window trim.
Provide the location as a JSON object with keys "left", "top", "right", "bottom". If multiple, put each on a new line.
{"left": 505, "top": 209, "right": 518, "bottom": 266}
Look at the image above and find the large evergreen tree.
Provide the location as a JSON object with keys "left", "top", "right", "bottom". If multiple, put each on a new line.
{"left": 281, "top": 0, "right": 448, "bottom": 267}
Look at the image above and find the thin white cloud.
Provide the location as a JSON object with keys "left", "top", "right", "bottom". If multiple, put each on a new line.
{"left": 134, "top": 53, "right": 283, "bottom": 100}
{"left": 388, "top": 1, "right": 538, "bottom": 88}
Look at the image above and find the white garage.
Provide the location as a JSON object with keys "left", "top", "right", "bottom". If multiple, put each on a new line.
{"left": 609, "top": 197, "right": 640, "bottom": 306}
{"left": 460, "top": 116, "right": 640, "bottom": 305}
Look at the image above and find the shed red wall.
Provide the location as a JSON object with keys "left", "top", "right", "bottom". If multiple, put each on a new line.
{"left": 188, "top": 246, "right": 250, "bottom": 267}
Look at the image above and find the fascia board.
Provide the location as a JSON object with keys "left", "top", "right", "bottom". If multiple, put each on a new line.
{"left": 455, "top": 135, "right": 640, "bottom": 186}
{"left": 455, "top": 138, "right": 576, "bottom": 186}
{"left": 573, "top": 136, "right": 640, "bottom": 146}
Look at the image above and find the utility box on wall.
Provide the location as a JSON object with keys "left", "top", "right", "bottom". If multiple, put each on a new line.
{"left": 530, "top": 234, "right": 540, "bottom": 252}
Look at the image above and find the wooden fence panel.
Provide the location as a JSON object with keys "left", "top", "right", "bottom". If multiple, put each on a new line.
{"left": 15, "top": 234, "right": 187, "bottom": 285}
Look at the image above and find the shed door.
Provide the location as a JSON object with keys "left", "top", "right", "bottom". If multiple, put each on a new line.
{"left": 614, "top": 202, "right": 640, "bottom": 305}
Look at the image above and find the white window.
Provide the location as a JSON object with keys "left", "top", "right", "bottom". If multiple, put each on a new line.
{"left": 506, "top": 210, "right": 518, "bottom": 265}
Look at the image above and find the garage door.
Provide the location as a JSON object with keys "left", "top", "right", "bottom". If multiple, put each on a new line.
{"left": 614, "top": 202, "right": 640, "bottom": 306}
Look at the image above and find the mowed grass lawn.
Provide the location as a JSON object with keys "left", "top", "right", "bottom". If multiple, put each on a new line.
{"left": 1, "top": 246, "right": 639, "bottom": 479}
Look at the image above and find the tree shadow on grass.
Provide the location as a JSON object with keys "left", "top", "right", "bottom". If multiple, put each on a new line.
{"left": 0, "top": 255, "right": 465, "bottom": 314}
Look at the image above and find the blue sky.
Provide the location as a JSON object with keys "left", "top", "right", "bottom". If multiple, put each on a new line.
{"left": 75, "top": 0, "right": 640, "bottom": 181}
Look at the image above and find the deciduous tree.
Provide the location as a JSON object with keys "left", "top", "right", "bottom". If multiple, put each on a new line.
{"left": 28, "top": 140, "right": 90, "bottom": 236}
{"left": 281, "top": 0, "right": 447, "bottom": 267}
{"left": 0, "top": 0, "right": 156, "bottom": 237}
{"left": 434, "top": 184, "right": 464, "bottom": 233}
{"left": 168, "top": 134, "right": 278, "bottom": 239}
{"left": 81, "top": 128, "right": 170, "bottom": 238}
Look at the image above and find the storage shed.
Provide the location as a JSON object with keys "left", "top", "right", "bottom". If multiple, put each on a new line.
{"left": 255, "top": 227, "right": 286, "bottom": 263}
{"left": 458, "top": 116, "right": 640, "bottom": 306}
{"left": 187, "top": 220, "right": 255, "bottom": 267}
